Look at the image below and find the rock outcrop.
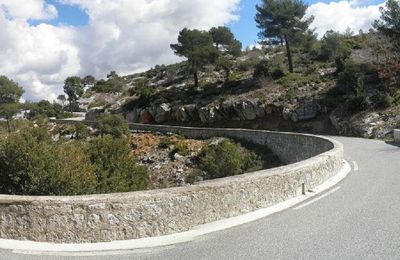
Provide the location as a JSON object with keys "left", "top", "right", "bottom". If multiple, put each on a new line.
{"left": 125, "top": 98, "right": 323, "bottom": 125}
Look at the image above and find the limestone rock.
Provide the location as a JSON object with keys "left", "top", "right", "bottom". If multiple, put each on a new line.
{"left": 139, "top": 109, "right": 153, "bottom": 124}
{"left": 154, "top": 103, "right": 171, "bottom": 123}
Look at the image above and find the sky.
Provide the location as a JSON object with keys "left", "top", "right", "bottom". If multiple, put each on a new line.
{"left": 0, "top": 0, "right": 386, "bottom": 101}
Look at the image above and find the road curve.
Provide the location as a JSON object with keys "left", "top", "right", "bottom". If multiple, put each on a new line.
{"left": 2, "top": 136, "right": 400, "bottom": 260}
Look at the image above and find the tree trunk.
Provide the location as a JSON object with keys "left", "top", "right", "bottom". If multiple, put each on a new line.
{"left": 284, "top": 34, "right": 294, "bottom": 73}
{"left": 194, "top": 71, "right": 199, "bottom": 88}
{"left": 223, "top": 66, "right": 230, "bottom": 82}
{"left": 6, "top": 119, "right": 11, "bottom": 134}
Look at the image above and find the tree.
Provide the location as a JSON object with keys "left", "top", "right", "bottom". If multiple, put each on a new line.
{"left": 0, "top": 76, "right": 24, "bottom": 133}
{"left": 63, "top": 76, "right": 83, "bottom": 112}
{"left": 209, "top": 27, "right": 243, "bottom": 81}
{"left": 82, "top": 75, "right": 96, "bottom": 90}
{"left": 319, "top": 30, "right": 351, "bottom": 62}
{"left": 171, "top": 28, "right": 219, "bottom": 88}
{"left": 255, "top": 0, "right": 313, "bottom": 73}
{"left": 57, "top": 94, "right": 67, "bottom": 107}
{"left": 209, "top": 26, "right": 235, "bottom": 49}
{"left": 373, "top": 0, "right": 400, "bottom": 47}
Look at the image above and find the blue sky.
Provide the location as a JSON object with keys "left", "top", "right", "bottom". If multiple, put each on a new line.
{"left": 33, "top": 0, "right": 385, "bottom": 48}
{"left": 229, "top": 0, "right": 384, "bottom": 47}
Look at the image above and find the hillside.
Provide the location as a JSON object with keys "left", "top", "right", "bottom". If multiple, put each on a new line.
{"left": 78, "top": 31, "right": 400, "bottom": 139}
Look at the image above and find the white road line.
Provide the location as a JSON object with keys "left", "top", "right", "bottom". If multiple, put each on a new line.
{"left": 353, "top": 161, "right": 359, "bottom": 171}
{"left": 293, "top": 186, "right": 341, "bottom": 210}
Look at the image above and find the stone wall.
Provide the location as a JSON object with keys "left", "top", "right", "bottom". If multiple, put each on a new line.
{"left": 0, "top": 123, "right": 344, "bottom": 243}
{"left": 394, "top": 129, "right": 400, "bottom": 144}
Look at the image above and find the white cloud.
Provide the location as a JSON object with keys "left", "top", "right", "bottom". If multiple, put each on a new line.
{"left": 0, "top": 0, "right": 240, "bottom": 101}
{"left": 0, "top": 0, "right": 57, "bottom": 20}
{"left": 307, "top": 0, "right": 384, "bottom": 38}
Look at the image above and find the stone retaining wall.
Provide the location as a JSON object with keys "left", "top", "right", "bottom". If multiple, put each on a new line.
{"left": 394, "top": 129, "right": 400, "bottom": 144}
{"left": 0, "top": 123, "right": 344, "bottom": 243}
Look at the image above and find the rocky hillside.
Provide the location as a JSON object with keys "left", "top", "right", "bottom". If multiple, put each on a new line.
{"left": 80, "top": 32, "right": 400, "bottom": 139}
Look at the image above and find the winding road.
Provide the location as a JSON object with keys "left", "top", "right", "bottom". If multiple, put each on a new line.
{"left": 2, "top": 136, "right": 400, "bottom": 259}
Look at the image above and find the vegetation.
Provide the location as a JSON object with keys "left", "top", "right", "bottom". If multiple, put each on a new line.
{"left": 95, "top": 114, "right": 129, "bottom": 138}
{"left": 171, "top": 28, "right": 219, "bottom": 88}
{"left": 373, "top": 0, "right": 400, "bottom": 48}
{"left": 0, "top": 76, "right": 24, "bottom": 133}
{"left": 63, "top": 76, "right": 84, "bottom": 112}
{"left": 255, "top": 0, "right": 314, "bottom": 72}
{"left": 26, "top": 100, "right": 72, "bottom": 120}
{"left": 0, "top": 126, "right": 148, "bottom": 196}
{"left": 198, "top": 139, "right": 267, "bottom": 179}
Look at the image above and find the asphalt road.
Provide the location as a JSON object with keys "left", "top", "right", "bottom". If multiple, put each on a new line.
{"left": 2, "top": 136, "right": 400, "bottom": 260}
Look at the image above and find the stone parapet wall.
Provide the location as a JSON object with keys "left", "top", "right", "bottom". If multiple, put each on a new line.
{"left": 0, "top": 123, "right": 343, "bottom": 243}
{"left": 394, "top": 129, "right": 400, "bottom": 144}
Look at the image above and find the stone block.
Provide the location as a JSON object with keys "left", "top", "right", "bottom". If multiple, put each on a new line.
{"left": 394, "top": 129, "right": 400, "bottom": 144}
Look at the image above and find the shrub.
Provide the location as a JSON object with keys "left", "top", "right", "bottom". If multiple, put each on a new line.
{"left": 26, "top": 100, "right": 72, "bottom": 120}
{"left": 318, "top": 30, "right": 351, "bottom": 62}
{"left": 338, "top": 59, "right": 362, "bottom": 90}
{"left": 170, "top": 142, "right": 190, "bottom": 157}
{"left": 95, "top": 114, "right": 128, "bottom": 138}
{"left": 158, "top": 137, "right": 174, "bottom": 149}
{"left": 88, "top": 136, "right": 149, "bottom": 193}
{"left": 0, "top": 127, "right": 149, "bottom": 196}
{"left": 197, "top": 139, "right": 261, "bottom": 179}
{"left": 374, "top": 92, "right": 393, "bottom": 109}
{"left": 277, "top": 73, "right": 316, "bottom": 89}
{"left": 185, "top": 169, "right": 203, "bottom": 184}
{"left": 253, "top": 60, "right": 270, "bottom": 78}
{"left": 74, "top": 123, "right": 91, "bottom": 140}
{"left": 345, "top": 95, "right": 370, "bottom": 113}
{"left": 0, "top": 127, "right": 97, "bottom": 195}
{"left": 237, "top": 58, "right": 260, "bottom": 72}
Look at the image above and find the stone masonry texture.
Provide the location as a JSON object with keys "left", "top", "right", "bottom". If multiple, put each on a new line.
{"left": 0, "top": 123, "right": 343, "bottom": 243}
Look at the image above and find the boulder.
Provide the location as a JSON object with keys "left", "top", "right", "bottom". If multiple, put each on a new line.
{"left": 154, "top": 103, "right": 171, "bottom": 123}
{"left": 139, "top": 109, "right": 153, "bottom": 124}
{"left": 126, "top": 109, "right": 141, "bottom": 123}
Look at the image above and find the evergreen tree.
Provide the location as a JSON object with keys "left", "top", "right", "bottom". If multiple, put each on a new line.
{"left": 171, "top": 28, "right": 219, "bottom": 88}
{"left": 0, "top": 76, "right": 24, "bottom": 133}
{"left": 63, "top": 76, "right": 83, "bottom": 112}
{"left": 374, "top": 0, "right": 400, "bottom": 47}
{"left": 255, "top": 0, "right": 313, "bottom": 72}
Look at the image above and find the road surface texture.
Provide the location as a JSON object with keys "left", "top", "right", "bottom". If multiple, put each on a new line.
{"left": 2, "top": 136, "right": 400, "bottom": 260}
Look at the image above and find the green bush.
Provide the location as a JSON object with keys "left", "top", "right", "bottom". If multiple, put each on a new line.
{"left": 277, "top": 73, "right": 316, "bottom": 89}
{"left": 170, "top": 142, "right": 190, "bottom": 157}
{"left": 95, "top": 114, "right": 128, "bottom": 138}
{"left": 337, "top": 59, "right": 361, "bottom": 89}
{"left": 0, "top": 127, "right": 97, "bottom": 195}
{"left": 0, "top": 127, "right": 149, "bottom": 196}
{"left": 345, "top": 95, "right": 371, "bottom": 113}
{"left": 237, "top": 58, "right": 260, "bottom": 72}
{"left": 374, "top": 92, "right": 393, "bottom": 109}
{"left": 253, "top": 58, "right": 285, "bottom": 80}
{"left": 74, "top": 123, "right": 91, "bottom": 140}
{"left": 88, "top": 136, "right": 149, "bottom": 193}
{"left": 158, "top": 137, "right": 174, "bottom": 149}
{"left": 26, "top": 100, "right": 72, "bottom": 120}
{"left": 197, "top": 139, "right": 261, "bottom": 179}
{"left": 253, "top": 60, "right": 270, "bottom": 78}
